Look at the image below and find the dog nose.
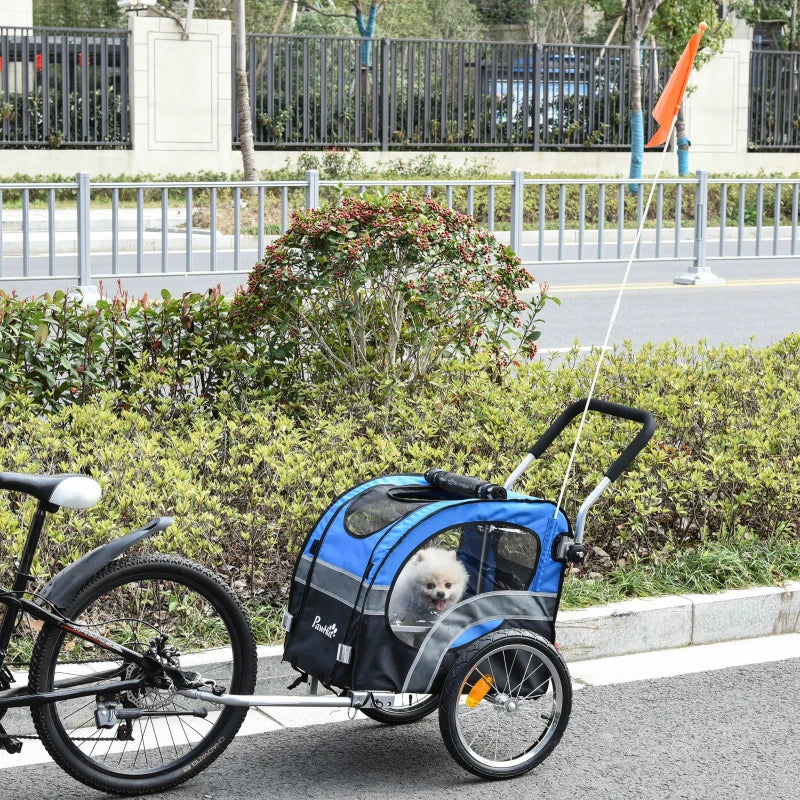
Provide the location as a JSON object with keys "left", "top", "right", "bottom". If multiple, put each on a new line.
{"left": 436, "top": 591, "right": 445, "bottom": 599}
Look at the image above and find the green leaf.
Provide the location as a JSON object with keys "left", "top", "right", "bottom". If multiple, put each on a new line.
{"left": 34, "top": 322, "right": 49, "bottom": 345}
{"left": 33, "top": 367, "right": 56, "bottom": 387}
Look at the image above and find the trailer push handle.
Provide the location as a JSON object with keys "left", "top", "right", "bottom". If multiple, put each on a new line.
{"left": 505, "top": 398, "right": 656, "bottom": 552}
{"left": 528, "top": 398, "right": 655, "bottom": 484}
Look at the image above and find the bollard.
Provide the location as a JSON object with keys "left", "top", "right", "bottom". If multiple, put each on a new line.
{"left": 69, "top": 171, "right": 100, "bottom": 305}
{"left": 673, "top": 170, "right": 725, "bottom": 285}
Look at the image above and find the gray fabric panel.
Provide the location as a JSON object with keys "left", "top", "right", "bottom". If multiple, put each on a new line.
{"left": 401, "top": 591, "right": 558, "bottom": 693}
{"left": 293, "top": 556, "right": 389, "bottom": 614}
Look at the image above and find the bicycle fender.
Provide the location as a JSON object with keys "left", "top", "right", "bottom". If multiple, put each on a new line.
{"left": 37, "top": 517, "right": 174, "bottom": 610}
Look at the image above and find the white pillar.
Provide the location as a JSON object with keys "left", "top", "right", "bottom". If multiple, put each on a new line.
{"left": 129, "top": 15, "right": 232, "bottom": 166}
{"left": 684, "top": 37, "right": 753, "bottom": 163}
{"left": 0, "top": 0, "right": 32, "bottom": 27}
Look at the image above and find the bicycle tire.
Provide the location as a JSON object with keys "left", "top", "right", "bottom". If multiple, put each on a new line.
{"left": 29, "top": 553, "right": 257, "bottom": 795}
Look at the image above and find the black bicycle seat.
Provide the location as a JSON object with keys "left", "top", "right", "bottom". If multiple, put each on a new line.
{"left": 0, "top": 472, "right": 101, "bottom": 509}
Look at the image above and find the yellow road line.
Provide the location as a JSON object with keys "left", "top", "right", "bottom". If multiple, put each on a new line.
{"left": 545, "top": 277, "right": 800, "bottom": 293}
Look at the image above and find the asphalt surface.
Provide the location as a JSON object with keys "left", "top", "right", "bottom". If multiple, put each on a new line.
{"left": 4, "top": 657, "right": 800, "bottom": 800}
{"left": 529, "top": 258, "right": 800, "bottom": 350}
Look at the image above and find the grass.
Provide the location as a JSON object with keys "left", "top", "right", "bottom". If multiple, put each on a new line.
{"left": 4, "top": 537, "right": 797, "bottom": 660}
{"left": 560, "top": 534, "right": 800, "bottom": 610}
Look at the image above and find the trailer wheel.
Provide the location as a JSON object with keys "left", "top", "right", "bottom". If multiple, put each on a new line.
{"left": 438, "top": 629, "right": 571, "bottom": 779}
{"left": 360, "top": 693, "right": 439, "bottom": 724}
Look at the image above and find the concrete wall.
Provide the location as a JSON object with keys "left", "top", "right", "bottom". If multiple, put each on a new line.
{"left": 1, "top": 23, "right": 799, "bottom": 179}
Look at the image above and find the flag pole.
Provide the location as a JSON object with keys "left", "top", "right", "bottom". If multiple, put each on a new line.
{"left": 552, "top": 111, "right": 680, "bottom": 519}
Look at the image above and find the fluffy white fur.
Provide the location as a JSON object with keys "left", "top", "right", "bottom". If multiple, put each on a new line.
{"left": 389, "top": 547, "right": 469, "bottom": 626}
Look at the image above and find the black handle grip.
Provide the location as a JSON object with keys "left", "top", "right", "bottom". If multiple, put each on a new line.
{"left": 424, "top": 469, "right": 507, "bottom": 500}
{"left": 529, "top": 398, "right": 656, "bottom": 483}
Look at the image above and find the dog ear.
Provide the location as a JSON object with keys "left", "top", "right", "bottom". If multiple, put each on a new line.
{"left": 414, "top": 550, "right": 426, "bottom": 562}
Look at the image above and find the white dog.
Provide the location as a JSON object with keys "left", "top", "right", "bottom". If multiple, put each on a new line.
{"left": 389, "top": 547, "right": 469, "bottom": 627}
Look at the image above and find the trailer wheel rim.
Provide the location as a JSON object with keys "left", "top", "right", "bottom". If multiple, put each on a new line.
{"left": 453, "top": 643, "right": 563, "bottom": 770}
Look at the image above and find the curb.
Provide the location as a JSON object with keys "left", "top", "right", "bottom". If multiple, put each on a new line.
{"left": 255, "top": 582, "right": 800, "bottom": 685}
{"left": 5, "top": 585, "right": 797, "bottom": 737}
{"left": 556, "top": 581, "right": 800, "bottom": 661}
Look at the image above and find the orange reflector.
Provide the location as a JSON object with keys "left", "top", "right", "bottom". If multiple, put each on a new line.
{"left": 465, "top": 674, "right": 494, "bottom": 708}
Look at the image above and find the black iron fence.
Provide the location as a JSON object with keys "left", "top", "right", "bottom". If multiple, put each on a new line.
{"left": 1, "top": 28, "right": 797, "bottom": 153}
{"left": 749, "top": 50, "right": 800, "bottom": 151}
{"left": 0, "top": 26, "right": 129, "bottom": 148}
{"left": 235, "top": 35, "right": 669, "bottom": 150}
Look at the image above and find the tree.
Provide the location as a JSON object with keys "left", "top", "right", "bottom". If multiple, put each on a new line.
{"left": 33, "top": 0, "right": 123, "bottom": 27}
{"left": 625, "top": 0, "right": 667, "bottom": 189}
{"left": 473, "top": 0, "right": 585, "bottom": 42}
{"left": 732, "top": 0, "right": 799, "bottom": 49}
{"left": 233, "top": 0, "right": 258, "bottom": 185}
{"left": 591, "top": 0, "right": 734, "bottom": 187}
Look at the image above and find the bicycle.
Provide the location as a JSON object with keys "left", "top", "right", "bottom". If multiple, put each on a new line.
{"left": 0, "top": 471, "right": 258, "bottom": 794}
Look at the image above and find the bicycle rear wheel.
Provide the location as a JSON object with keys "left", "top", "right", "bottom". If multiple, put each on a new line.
{"left": 29, "top": 554, "right": 257, "bottom": 795}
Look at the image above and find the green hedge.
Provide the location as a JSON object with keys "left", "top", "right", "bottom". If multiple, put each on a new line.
{"left": 2, "top": 336, "right": 798, "bottom": 612}
{"left": 0, "top": 289, "right": 264, "bottom": 413}
{"left": 4, "top": 160, "right": 797, "bottom": 231}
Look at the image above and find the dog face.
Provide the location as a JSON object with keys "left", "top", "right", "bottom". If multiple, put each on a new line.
{"left": 406, "top": 548, "right": 468, "bottom": 614}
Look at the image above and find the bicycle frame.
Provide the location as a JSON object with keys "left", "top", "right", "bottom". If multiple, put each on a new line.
{"left": 0, "top": 500, "right": 160, "bottom": 711}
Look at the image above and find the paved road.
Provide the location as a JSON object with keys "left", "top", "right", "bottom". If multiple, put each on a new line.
{"left": 4, "top": 657, "right": 799, "bottom": 799}
{"left": 529, "top": 258, "right": 800, "bottom": 350}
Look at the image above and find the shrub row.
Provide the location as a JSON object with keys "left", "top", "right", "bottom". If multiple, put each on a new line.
{"left": 2, "top": 337, "right": 798, "bottom": 612}
{"left": 0, "top": 288, "right": 262, "bottom": 413}
{"left": 4, "top": 157, "right": 797, "bottom": 231}
{"left": 1, "top": 193, "right": 552, "bottom": 407}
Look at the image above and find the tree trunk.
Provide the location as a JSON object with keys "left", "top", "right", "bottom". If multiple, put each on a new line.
{"left": 234, "top": 0, "right": 258, "bottom": 189}
{"left": 627, "top": 0, "right": 665, "bottom": 192}
{"left": 628, "top": 25, "right": 644, "bottom": 191}
{"left": 356, "top": 4, "right": 378, "bottom": 66}
{"left": 675, "top": 105, "right": 690, "bottom": 176}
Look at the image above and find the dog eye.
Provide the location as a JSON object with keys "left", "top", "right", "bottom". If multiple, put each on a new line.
{"left": 445, "top": 582, "right": 452, "bottom": 588}
{"left": 426, "top": 582, "right": 435, "bottom": 590}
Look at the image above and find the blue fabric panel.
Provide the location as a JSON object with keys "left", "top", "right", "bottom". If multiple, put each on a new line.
{"left": 448, "top": 619, "right": 502, "bottom": 649}
{"left": 302, "top": 474, "right": 427, "bottom": 564}
{"left": 531, "top": 516, "right": 567, "bottom": 592}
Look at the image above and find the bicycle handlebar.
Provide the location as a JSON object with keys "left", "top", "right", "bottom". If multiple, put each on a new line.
{"left": 529, "top": 398, "right": 656, "bottom": 483}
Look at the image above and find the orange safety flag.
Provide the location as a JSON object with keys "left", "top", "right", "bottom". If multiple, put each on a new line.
{"left": 646, "top": 22, "right": 707, "bottom": 149}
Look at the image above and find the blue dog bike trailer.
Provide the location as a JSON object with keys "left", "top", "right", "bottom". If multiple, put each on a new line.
{"left": 280, "top": 398, "right": 655, "bottom": 779}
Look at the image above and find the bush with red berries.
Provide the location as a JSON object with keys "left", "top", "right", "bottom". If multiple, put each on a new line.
{"left": 233, "top": 191, "right": 552, "bottom": 394}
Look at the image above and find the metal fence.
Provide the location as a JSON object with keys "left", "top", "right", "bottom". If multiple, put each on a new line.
{"left": 235, "top": 35, "right": 669, "bottom": 150}
{"left": 749, "top": 49, "right": 800, "bottom": 151}
{"left": 1, "top": 27, "right": 798, "bottom": 154}
{"left": 1, "top": 171, "right": 798, "bottom": 295}
{"left": 0, "top": 26, "right": 129, "bottom": 148}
